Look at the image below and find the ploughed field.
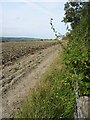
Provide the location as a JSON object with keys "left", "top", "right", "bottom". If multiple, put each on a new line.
{"left": 1, "top": 40, "right": 61, "bottom": 118}
{"left": 2, "top": 40, "right": 58, "bottom": 66}
{"left": 1, "top": 40, "right": 59, "bottom": 94}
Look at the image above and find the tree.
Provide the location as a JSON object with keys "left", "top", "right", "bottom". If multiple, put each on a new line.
{"left": 62, "top": 2, "right": 83, "bottom": 29}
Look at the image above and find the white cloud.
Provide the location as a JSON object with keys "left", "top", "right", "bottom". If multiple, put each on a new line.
{"left": 1, "top": 2, "right": 66, "bottom": 38}
{"left": 1, "top": 0, "right": 88, "bottom": 3}
{"left": 0, "top": 3, "right": 2, "bottom": 36}
{"left": 1, "top": 0, "right": 27, "bottom": 2}
{"left": 1, "top": 0, "right": 68, "bottom": 3}
{"left": 30, "top": 0, "right": 68, "bottom": 2}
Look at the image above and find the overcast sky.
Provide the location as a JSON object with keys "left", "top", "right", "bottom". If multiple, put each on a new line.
{"left": 0, "top": 0, "right": 68, "bottom": 39}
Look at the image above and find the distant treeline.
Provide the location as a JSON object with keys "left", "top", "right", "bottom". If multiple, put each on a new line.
{"left": 0, "top": 37, "right": 54, "bottom": 42}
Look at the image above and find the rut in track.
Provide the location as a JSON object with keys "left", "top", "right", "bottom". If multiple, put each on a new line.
{"left": 1, "top": 44, "right": 61, "bottom": 118}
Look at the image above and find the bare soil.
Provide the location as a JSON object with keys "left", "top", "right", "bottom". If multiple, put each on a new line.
{"left": 1, "top": 44, "right": 61, "bottom": 118}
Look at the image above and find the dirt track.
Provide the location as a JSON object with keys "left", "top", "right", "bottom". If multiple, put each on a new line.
{"left": 1, "top": 44, "right": 61, "bottom": 118}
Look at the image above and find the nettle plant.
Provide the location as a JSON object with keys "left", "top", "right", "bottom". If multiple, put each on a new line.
{"left": 50, "top": 18, "right": 62, "bottom": 40}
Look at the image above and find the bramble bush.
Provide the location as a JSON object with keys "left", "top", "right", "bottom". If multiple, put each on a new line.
{"left": 63, "top": 16, "right": 90, "bottom": 96}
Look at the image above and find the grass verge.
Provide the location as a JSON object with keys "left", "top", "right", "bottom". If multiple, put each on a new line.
{"left": 16, "top": 49, "right": 75, "bottom": 118}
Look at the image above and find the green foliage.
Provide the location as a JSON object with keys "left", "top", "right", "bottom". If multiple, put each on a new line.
{"left": 50, "top": 18, "right": 62, "bottom": 40}
{"left": 62, "top": 1, "right": 87, "bottom": 29}
{"left": 63, "top": 14, "right": 90, "bottom": 96}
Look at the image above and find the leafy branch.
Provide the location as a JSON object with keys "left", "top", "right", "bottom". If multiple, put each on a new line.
{"left": 50, "top": 18, "right": 62, "bottom": 40}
